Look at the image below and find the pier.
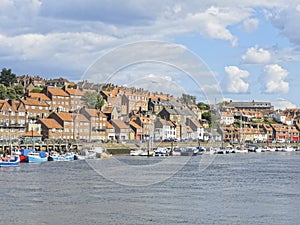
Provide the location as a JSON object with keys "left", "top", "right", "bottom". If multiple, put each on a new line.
{"left": 0, "top": 143, "right": 82, "bottom": 153}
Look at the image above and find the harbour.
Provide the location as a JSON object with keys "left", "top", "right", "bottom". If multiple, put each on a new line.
{"left": 1, "top": 152, "right": 300, "bottom": 224}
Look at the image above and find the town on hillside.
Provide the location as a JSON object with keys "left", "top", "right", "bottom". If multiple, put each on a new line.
{"left": 0, "top": 69, "right": 299, "bottom": 147}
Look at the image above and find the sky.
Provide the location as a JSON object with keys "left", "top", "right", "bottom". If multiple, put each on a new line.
{"left": 1, "top": 0, "right": 300, "bottom": 109}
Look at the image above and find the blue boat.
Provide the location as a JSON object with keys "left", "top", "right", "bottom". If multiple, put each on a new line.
{"left": 0, "top": 155, "right": 20, "bottom": 167}
{"left": 48, "top": 151, "right": 75, "bottom": 161}
{"left": 27, "top": 152, "right": 48, "bottom": 163}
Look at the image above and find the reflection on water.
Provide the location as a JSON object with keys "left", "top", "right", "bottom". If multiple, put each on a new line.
{"left": 0, "top": 152, "right": 299, "bottom": 225}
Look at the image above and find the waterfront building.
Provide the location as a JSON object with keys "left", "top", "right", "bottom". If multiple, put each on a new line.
{"left": 38, "top": 118, "right": 64, "bottom": 140}
{"left": 110, "top": 119, "right": 130, "bottom": 141}
{"left": 43, "top": 86, "right": 70, "bottom": 112}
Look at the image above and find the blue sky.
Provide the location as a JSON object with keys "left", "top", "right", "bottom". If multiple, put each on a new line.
{"left": 1, "top": 1, "right": 300, "bottom": 109}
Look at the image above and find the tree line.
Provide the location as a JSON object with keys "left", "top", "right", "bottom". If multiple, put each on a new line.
{"left": 0, "top": 68, "right": 24, "bottom": 100}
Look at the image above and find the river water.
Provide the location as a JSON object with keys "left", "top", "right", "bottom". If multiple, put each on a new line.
{"left": 1, "top": 152, "right": 299, "bottom": 225}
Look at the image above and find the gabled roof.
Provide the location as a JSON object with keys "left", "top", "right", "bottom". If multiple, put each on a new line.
{"left": 20, "top": 97, "right": 48, "bottom": 107}
{"left": 29, "top": 93, "right": 51, "bottom": 101}
{"left": 83, "top": 108, "right": 103, "bottom": 117}
{"left": 0, "top": 100, "right": 12, "bottom": 111}
{"left": 129, "top": 121, "right": 142, "bottom": 129}
{"left": 56, "top": 112, "right": 73, "bottom": 121}
{"left": 47, "top": 87, "right": 69, "bottom": 97}
{"left": 74, "top": 114, "right": 89, "bottom": 122}
{"left": 66, "top": 88, "right": 83, "bottom": 96}
{"left": 21, "top": 130, "right": 42, "bottom": 137}
{"left": 39, "top": 118, "right": 63, "bottom": 129}
{"left": 111, "top": 119, "right": 128, "bottom": 129}
{"left": 106, "top": 121, "right": 114, "bottom": 129}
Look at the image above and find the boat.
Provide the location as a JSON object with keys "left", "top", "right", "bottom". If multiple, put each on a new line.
{"left": 283, "top": 146, "right": 295, "bottom": 152}
{"left": 27, "top": 151, "right": 48, "bottom": 163}
{"left": 48, "top": 151, "right": 75, "bottom": 161}
{"left": 234, "top": 146, "right": 248, "bottom": 153}
{"left": 19, "top": 149, "right": 35, "bottom": 162}
{"left": 0, "top": 155, "right": 20, "bottom": 167}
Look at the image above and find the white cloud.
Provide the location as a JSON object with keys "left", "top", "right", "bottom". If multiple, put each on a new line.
{"left": 261, "top": 64, "right": 289, "bottom": 93}
{"left": 223, "top": 66, "right": 250, "bottom": 93}
{"left": 272, "top": 98, "right": 296, "bottom": 109}
{"left": 243, "top": 18, "right": 259, "bottom": 32}
{"left": 267, "top": 5, "right": 300, "bottom": 46}
{"left": 242, "top": 45, "right": 271, "bottom": 64}
{"left": 184, "top": 6, "right": 250, "bottom": 46}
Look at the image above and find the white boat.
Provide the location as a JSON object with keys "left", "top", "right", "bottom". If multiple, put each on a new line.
{"left": 48, "top": 151, "right": 75, "bottom": 161}
{"left": 234, "top": 147, "right": 248, "bottom": 153}
{"left": 283, "top": 146, "right": 295, "bottom": 152}
{"left": 0, "top": 155, "right": 20, "bottom": 167}
{"left": 130, "top": 149, "right": 144, "bottom": 156}
{"left": 27, "top": 152, "right": 48, "bottom": 163}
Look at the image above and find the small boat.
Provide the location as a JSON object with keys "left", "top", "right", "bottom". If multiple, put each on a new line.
{"left": 28, "top": 152, "right": 48, "bottom": 163}
{"left": 234, "top": 147, "right": 248, "bottom": 153}
{"left": 283, "top": 146, "right": 295, "bottom": 152}
{"left": 0, "top": 155, "right": 20, "bottom": 167}
{"left": 48, "top": 151, "right": 75, "bottom": 161}
{"left": 19, "top": 149, "right": 35, "bottom": 162}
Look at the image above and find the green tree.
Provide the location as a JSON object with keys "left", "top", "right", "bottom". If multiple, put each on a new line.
{"left": 82, "top": 91, "right": 98, "bottom": 108}
{"left": 197, "top": 102, "right": 210, "bottom": 110}
{"left": 31, "top": 87, "right": 42, "bottom": 93}
{"left": 7, "top": 87, "right": 17, "bottom": 99}
{"left": 95, "top": 94, "right": 105, "bottom": 110}
{"left": 0, "top": 68, "right": 16, "bottom": 87}
{"left": 0, "top": 84, "right": 7, "bottom": 99}
{"left": 13, "top": 85, "right": 24, "bottom": 98}
{"left": 181, "top": 93, "right": 196, "bottom": 105}
{"left": 202, "top": 111, "right": 212, "bottom": 126}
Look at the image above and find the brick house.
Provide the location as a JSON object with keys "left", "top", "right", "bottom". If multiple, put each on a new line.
{"left": 38, "top": 118, "right": 63, "bottom": 140}
{"left": 110, "top": 119, "right": 130, "bottom": 141}
{"left": 19, "top": 97, "right": 50, "bottom": 123}
{"left": 65, "top": 87, "right": 84, "bottom": 112}
{"left": 79, "top": 107, "right": 107, "bottom": 141}
{"left": 154, "top": 118, "right": 176, "bottom": 141}
{"left": 43, "top": 87, "right": 70, "bottom": 112}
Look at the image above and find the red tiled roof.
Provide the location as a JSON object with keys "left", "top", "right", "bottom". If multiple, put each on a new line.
{"left": 21, "top": 97, "right": 48, "bottom": 107}
{"left": 29, "top": 93, "right": 51, "bottom": 101}
{"left": 39, "top": 118, "right": 63, "bottom": 129}
{"left": 129, "top": 121, "right": 142, "bottom": 129}
{"left": 21, "top": 130, "right": 42, "bottom": 137}
{"left": 56, "top": 112, "right": 73, "bottom": 121}
{"left": 112, "top": 119, "right": 128, "bottom": 129}
{"left": 66, "top": 88, "right": 83, "bottom": 96}
{"left": 84, "top": 108, "right": 101, "bottom": 117}
{"left": 106, "top": 121, "right": 114, "bottom": 129}
{"left": 47, "top": 87, "right": 69, "bottom": 97}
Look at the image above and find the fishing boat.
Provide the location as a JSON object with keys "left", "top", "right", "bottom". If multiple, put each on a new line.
{"left": 27, "top": 151, "right": 48, "bottom": 163}
{"left": 0, "top": 155, "right": 20, "bottom": 167}
{"left": 19, "top": 149, "right": 35, "bottom": 162}
{"left": 48, "top": 151, "right": 75, "bottom": 161}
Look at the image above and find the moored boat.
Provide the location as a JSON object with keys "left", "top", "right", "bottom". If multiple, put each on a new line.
{"left": 28, "top": 151, "right": 48, "bottom": 163}
{"left": 48, "top": 151, "right": 75, "bottom": 161}
{"left": 19, "top": 149, "right": 35, "bottom": 162}
{"left": 0, "top": 155, "right": 20, "bottom": 167}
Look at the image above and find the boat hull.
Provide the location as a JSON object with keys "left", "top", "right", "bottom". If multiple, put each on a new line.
{"left": 0, "top": 156, "right": 20, "bottom": 167}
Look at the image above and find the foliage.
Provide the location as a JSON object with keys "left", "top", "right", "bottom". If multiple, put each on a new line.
{"left": 181, "top": 93, "right": 196, "bottom": 105}
{"left": 7, "top": 87, "right": 17, "bottom": 100}
{"left": 95, "top": 94, "right": 105, "bottom": 110}
{"left": 197, "top": 102, "right": 210, "bottom": 110}
{"left": 82, "top": 92, "right": 97, "bottom": 108}
{"left": 13, "top": 85, "right": 24, "bottom": 97}
{"left": 0, "top": 68, "right": 16, "bottom": 87}
{"left": 0, "top": 84, "right": 7, "bottom": 99}
{"left": 82, "top": 92, "right": 104, "bottom": 109}
{"left": 31, "top": 87, "right": 43, "bottom": 93}
{"left": 202, "top": 111, "right": 212, "bottom": 126}
{"left": 67, "top": 84, "right": 76, "bottom": 88}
